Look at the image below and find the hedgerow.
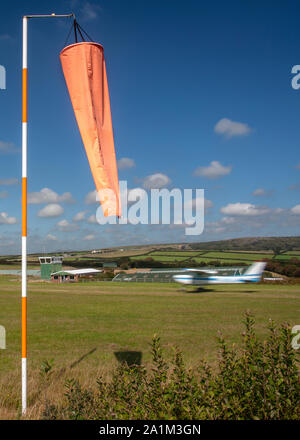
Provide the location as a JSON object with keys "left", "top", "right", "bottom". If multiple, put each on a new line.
{"left": 43, "top": 313, "right": 300, "bottom": 420}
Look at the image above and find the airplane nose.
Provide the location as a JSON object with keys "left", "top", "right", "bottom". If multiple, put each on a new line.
{"left": 173, "top": 275, "right": 193, "bottom": 285}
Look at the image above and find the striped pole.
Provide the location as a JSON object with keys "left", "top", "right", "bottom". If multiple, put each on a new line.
{"left": 21, "top": 13, "right": 74, "bottom": 416}
{"left": 21, "top": 15, "right": 28, "bottom": 416}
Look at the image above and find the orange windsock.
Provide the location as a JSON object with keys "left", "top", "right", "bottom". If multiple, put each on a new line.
{"left": 60, "top": 42, "right": 121, "bottom": 217}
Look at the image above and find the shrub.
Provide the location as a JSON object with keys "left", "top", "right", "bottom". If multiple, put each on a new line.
{"left": 42, "top": 313, "right": 300, "bottom": 420}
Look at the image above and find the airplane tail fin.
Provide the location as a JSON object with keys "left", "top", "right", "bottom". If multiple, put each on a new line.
{"left": 244, "top": 261, "right": 266, "bottom": 277}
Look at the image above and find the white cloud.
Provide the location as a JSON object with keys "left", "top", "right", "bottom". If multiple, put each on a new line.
{"left": 73, "top": 211, "right": 87, "bottom": 222}
{"left": 288, "top": 183, "right": 300, "bottom": 191}
{"left": 83, "top": 234, "right": 95, "bottom": 241}
{"left": 80, "top": 2, "right": 102, "bottom": 22}
{"left": 46, "top": 234, "right": 57, "bottom": 241}
{"left": 0, "top": 178, "right": 18, "bottom": 185}
{"left": 252, "top": 188, "right": 266, "bottom": 197}
{"left": 184, "top": 198, "right": 213, "bottom": 210}
{"left": 0, "top": 191, "right": 8, "bottom": 199}
{"left": 194, "top": 161, "right": 232, "bottom": 179}
{"left": 0, "top": 212, "right": 17, "bottom": 225}
{"left": 220, "top": 216, "right": 237, "bottom": 224}
{"left": 38, "top": 204, "right": 64, "bottom": 218}
{"left": 56, "top": 219, "right": 79, "bottom": 232}
{"left": 220, "top": 203, "right": 270, "bottom": 216}
{"left": 0, "top": 34, "right": 13, "bottom": 42}
{"left": 142, "top": 173, "right": 171, "bottom": 189}
{"left": 252, "top": 188, "right": 273, "bottom": 197}
{"left": 85, "top": 190, "right": 98, "bottom": 205}
{"left": 87, "top": 214, "right": 98, "bottom": 224}
{"left": 118, "top": 157, "right": 135, "bottom": 170}
{"left": 214, "top": 118, "right": 251, "bottom": 138}
{"left": 291, "top": 205, "right": 300, "bottom": 214}
{"left": 0, "top": 141, "right": 19, "bottom": 154}
{"left": 28, "top": 188, "right": 74, "bottom": 205}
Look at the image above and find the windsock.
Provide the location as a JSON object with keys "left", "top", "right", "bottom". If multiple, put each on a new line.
{"left": 60, "top": 42, "right": 121, "bottom": 217}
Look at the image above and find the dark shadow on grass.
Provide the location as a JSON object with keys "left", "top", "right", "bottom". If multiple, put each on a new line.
{"left": 114, "top": 351, "right": 142, "bottom": 367}
{"left": 70, "top": 347, "right": 97, "bottom": 369}
{"left": 181, "top": 287, "right": 215, "bottom": 293}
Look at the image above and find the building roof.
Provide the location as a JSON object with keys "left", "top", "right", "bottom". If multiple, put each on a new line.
{"left": 51, "top": 268, "right": 102, "bottom": 276}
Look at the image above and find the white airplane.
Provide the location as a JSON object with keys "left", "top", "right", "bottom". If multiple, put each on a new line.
{"left": 173, "top": 262, "right": 266, "bottom": 286}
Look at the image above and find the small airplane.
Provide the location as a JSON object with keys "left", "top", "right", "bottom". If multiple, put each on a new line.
{"left": 173, "top": 262, "right": 266, "bottom": 286}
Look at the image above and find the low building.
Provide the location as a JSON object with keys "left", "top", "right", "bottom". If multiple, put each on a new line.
{"left": 51, "top": 268, "right": 102, "bottom": 283}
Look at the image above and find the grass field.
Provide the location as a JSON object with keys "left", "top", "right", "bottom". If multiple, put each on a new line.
{"left": 0, "top": 277, "right": 299, "bottom": 418}
{"left": 1, "top": 278, "right": 299, "bottom": 369}
{"left": 130, "top": 250, "right": 300, "bottom": 264}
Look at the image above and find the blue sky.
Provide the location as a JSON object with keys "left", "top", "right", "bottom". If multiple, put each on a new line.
{"left": 0, "top": 0, "right": 300, "bottom": 254}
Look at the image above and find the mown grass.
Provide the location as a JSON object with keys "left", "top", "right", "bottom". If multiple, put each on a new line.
{"left": 0, "top": 278, "right": 299, "bottom": 418}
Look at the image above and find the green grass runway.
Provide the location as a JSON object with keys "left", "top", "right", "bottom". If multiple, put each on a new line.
{"left": 0, "top": 278, "right": 299, "bottom": 375}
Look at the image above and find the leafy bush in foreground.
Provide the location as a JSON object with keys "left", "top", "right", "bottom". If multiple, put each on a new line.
{"left": 43, "top": 313, "right": 300, "bottom": 420}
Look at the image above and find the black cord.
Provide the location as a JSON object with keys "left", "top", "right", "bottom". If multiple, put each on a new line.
{"left": 76, "top": 22, "right": 94, "bottom": 42}
{"left": 63, "top": 19, "right": 74, "bottom": 47}
{"left": 76, "top": 23, "right": 85, "bottom": 41}
{"left": 63, "top": 18, "right": 95, "bottom": 46}
{"left": 74, "top": 19, "right": 78, "bottom": 43}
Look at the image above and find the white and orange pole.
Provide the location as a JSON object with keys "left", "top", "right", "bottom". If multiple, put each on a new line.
{"left": 21, "top": 15, "right": 28, "bottom": 416}
{"left": 21, "top": 12, "right": 74, "bottom": 416}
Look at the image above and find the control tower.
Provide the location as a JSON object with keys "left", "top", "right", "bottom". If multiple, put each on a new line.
{"left": 38, "top": 256, "right": 64, "bottom": 280}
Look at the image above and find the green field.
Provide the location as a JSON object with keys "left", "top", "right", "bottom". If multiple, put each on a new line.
{"left": 1, "top": 278, "right": 299, "bottom": 370}
{"left": 0, "top": 277, "right": 299, "bottom": 418}
{"left": 130, "top": 250, "right": 300, "bottom": 264}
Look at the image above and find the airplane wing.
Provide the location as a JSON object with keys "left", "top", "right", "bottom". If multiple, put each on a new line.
{"left": 184, "top": 268, "right": 218, "bottom": 274}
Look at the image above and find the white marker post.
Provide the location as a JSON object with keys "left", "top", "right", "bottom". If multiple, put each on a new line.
{"left": 21, "top": 12, "right": 74, "bottom": 416}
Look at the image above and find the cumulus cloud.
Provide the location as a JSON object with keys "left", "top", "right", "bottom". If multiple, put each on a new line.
{"left": 0, "top": 34, "right": 13, "bottom": 41}
{"left": 118, "top": 157, "right": 135, "bottom": 170}
{"left": 46, "top": 234, "right": 57, "bottom": 241}
{"left": 38, "top": 204, "right": 64, "bottom": 218}
{"left": 56, "top": 219, "right": 79, "bottom": 232}
{"left": 85, "top": 190, "right": 98, "bottom": 205}
{"left": 252, "top": 188, "right": 274, "bottom": 197}
{"left": 220, "top": 216, "right": 237, "bottom": 224}
{"left": 80, "top": 2, "right": 102, "bottom": 22}
{"left": 288, "top": 183, "right": 300, "bottom": 191}
{"left": 0, "top": 178, "right": 18, "bottom": 185}
{"left": 0, "top": 212, "right": 17, "bottom": 224}
{"left": 194, "top": 161, "right": 232, "bottom": 179}
{"left": 142, "top": 173, "right": 171, "bottom": 189}
{"left": 214, "top": 118, "right": 251, "bottom": 138}
{"left": 0, "top": 140, "right": 19, "bottom": 154}
{"left": 220, "top": 203, "right": 270, "bottom": 216}
{"left": 291, "top": 205, "right": 300, "bottom": 214}
{"left": 83, "top": 234, "right": 95, "bottom": 241}
{"left": 28, "top": 188, "right": 74, "bottom": 205}
{"left": 184, "top": 198, "right": 213, "bottom": 210}
{"left": 87, "top": 214, "right": 98, "bottom": 224}
{"left": 73, "top": 211, "right": 87, "bottom": 222}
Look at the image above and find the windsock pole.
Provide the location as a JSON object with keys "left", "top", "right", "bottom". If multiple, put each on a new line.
{"left": 21, "top": 12, "right": 74, "bottom": 416}
{"left": 21, "top": 15, "right": 28, "bottom": 416}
